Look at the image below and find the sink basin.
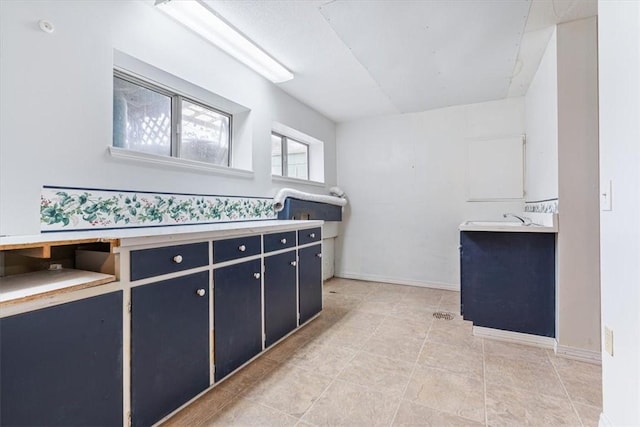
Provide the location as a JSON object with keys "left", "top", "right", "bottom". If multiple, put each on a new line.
{"left": 459, "top": 217, "right": 558, "bottom": 233}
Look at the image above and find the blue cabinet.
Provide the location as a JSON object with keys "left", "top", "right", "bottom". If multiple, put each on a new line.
{"left": 264, "top": 250, "right": 298, "bottom": 347}
{"left": 0, "top": 292, "right": 123, "bottom": 427}
{"left": 213, "top": 259, "right": 263, "bottom": 381}
{"left": 131, "top": 272, "right": 210, "bottom": 427}
{"left": 299, "top": 244, "right": 322, "bottom": 324}
{"left": 460, "top": 231, "right": 555, "bottom": 337}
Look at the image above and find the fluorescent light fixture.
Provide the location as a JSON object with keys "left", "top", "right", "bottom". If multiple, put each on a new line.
{"left": 155, "top": 0, "right": 294, "bottom": 83}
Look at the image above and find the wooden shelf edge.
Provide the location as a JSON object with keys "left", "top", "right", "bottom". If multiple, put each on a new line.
{"left": 0, "top": 238, "right": 121, "bottom": 255}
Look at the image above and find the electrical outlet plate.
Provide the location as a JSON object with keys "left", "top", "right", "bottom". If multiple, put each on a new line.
{"left": 604, "top": 326, "right": 614, "bottom": 356}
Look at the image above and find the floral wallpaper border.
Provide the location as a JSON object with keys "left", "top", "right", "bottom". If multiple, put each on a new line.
{"left": 524, "top": 199, "right": 559, "bottom": 214}
{"left": 41, "top": 186, "right": 277, "bottom": 232}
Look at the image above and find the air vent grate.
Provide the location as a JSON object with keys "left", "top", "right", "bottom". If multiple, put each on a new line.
{"left": 433, "top": 311, "right": 455, "bottom": 320}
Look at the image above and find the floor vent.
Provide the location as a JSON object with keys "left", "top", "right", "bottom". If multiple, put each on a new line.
{"left": 433, "top": 311, "right": 455, "bottom": 320}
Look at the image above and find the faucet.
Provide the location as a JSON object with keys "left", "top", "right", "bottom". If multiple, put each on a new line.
{"left": 503, "top": 213, "right": 532, "bottom": 225}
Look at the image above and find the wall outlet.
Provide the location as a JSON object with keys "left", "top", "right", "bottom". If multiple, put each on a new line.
{"left": 604, "top": 326, "right": 614, "bottom": 356}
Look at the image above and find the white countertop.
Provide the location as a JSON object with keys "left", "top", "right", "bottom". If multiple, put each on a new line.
{"left": 458, "top": 213, "right": 558, "bottom": 233}
{"left": 0, "top": 220, "right": 324, "bottom": 249}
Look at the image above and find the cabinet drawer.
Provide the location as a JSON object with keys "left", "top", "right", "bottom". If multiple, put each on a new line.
{"left": 213, "top": 235, "right": 261, "bottom": 263}
{"left": 298, "top": 227, "right": 322, "bottom": 246}
{"left": 263, "top": 231, "right": 296, "bottom": 253}
{"left": 130, "top": 242, "right": 209, "bottom": 281}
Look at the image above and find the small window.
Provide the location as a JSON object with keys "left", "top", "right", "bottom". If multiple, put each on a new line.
{"left": 113, "top": 71, "right": 231, "bottom": 166}
{"left": 271, "top": 132, "right": 309, "bottom": 180}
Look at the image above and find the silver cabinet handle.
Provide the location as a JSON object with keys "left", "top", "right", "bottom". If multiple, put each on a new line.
{"left": 290, "top": 261, "right": 297, "bottom": 267}
{"left": 173, "top": 255, "right": 183, "bottom": 264}
{"left": 280, "top": 238, "right": 287, "bottom": 244}
{"left": 253, "top": 272, "right": 261, "bottom": 279}
{"left": 310, "top": 233, "right": 316, "bottom": 238}
{"left": 316, "top": 253, "right": 322, "bottom": 258}
{"left": 196, "top": 289, "right": 206, "bottom": 297}
{"left": 239, "top": 245, "right": 246, "bottom": 252}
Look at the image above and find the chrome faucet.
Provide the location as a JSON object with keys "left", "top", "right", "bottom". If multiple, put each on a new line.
{"left": 503, "top": 213, "right": 532, "bottom": 225}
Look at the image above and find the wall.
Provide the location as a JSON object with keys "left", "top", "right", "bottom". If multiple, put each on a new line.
{"left": 524, "top": 29, "right": 558, "bottom": 202}
{"left": 335, "top": 98, "right": 525, "bottom": 289}
{"left": 0, "top": 0, "right": 336, "bottom": 236}
{"left": 598, "top": 1, "right": 640, "bottom": 425}
{"left": 556, "top": 17, "right": 601, "bottom": 356}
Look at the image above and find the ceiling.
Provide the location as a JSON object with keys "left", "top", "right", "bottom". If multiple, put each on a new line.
{"left": 204, "top": 0, "right": 597, "bottom": 123}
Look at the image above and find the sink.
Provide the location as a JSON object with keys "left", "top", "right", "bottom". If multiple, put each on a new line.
{"left": 459, "top": 215, "right": 558, "bottom": 233}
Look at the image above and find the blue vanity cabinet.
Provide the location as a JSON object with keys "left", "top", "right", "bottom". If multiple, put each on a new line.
{"left": 264, "top": 250, "right": 298, "bottom": 347}
{"left": 0, "top": 291, "right": 123, "bottom": 427}
{"left": 130, "top": 271, "right": 210, "bottom": 427}
{"left": 298, "top": 244, "right": 323, "bottom": 324}
{"left": 460, "top": 231, "right": 556, "bottom": 337}
{"left": 213, "top": 259, "right": 263, "bottom": 381}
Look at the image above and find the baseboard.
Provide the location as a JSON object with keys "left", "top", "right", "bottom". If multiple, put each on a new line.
{"left": 599, "top": 411, "right": 613, "bottom": 427}
{"left": 473, "top": 326, "right": 556, "bottom": 349}
{"left": 555, "top": 344, "right": 602, "bottom": 365}
{"left": 334, "top": 272, "right": 459, "bottom": 291}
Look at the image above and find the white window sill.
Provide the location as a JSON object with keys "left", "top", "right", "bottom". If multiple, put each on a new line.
{"left": 108, "top": 146, "right": 254, "bottom": 179}
{"left": 271, "top": 174, "right": 325, "bottom": 188}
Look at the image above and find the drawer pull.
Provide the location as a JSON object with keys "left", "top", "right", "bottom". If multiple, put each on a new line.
{"left": 290, "top": 261, "right": 297, "bottom": 267}
{"left": 316, "top": 253, "right": 322, "bottom": 258}
{"left": 310, "top": 233, "right": 316, "bottom": 239}
{"left": 196, "top": 288, "right": 206, "bottom": 297}
{"left": 253, "top": 272, "right": 261, "bottom": 279}
{"left": 173, "top": 255, "right": 183, "bottom": 264}
{"left": 238, "top": 245, "right": 246, "bottom": 252}
{"left": 280, "top": 238, "right": 287, "bottom": 244}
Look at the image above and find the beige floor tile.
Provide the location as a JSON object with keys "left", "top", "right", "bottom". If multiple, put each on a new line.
{"left": 213, "top": 357, "right": 281, "bottom": 396}
{"left": 301, "top": 380, "right": 400, "bottom": 426}
{"left": 307, "top": 322, "right": 374, "bottom": 350}
{"left": 486, "top": 383, "right": 581, "bottom": 426}
{"left": 389, "top": 302, "right": 438, "bottom": 323}
{"left": 417, "top": 341, "right": 484, "bottom": 380}
{"left": 338, "top": 352, "right": 414, "bottom": 397}
{"left": 485, "top": 353, "right": 566, "bottom": 399}
{"left": 163, "top": 388, "right": 235, "bottom": 427}
{"left": 263, "top": 333, "right": 312, "bottom": 363}
{"left": 322, "top": 292, "right": 363, "bottom": 310}
{"left": 377, "top": 315, "right": 432, "bottom": 340}
{"left": 286, "top": 342, "right": 357, "bottom": 377}
{"left": 483, "top": 339, "right": 551, "bottom": 365}
{"left": 393, "top": 400, "right": 484, "bottom": 426}
{"left": 404, "top": 366, "right": 485, "bottom": 423}
{"left": 334, "top": 310, "right": 386, "bottom": 332}
{"left": 574, "top": 402, "right": 602, "bottom": 427}
{"left": 426, "top": 320, "right": 481, "bottom": 350}
{"left": 206, "top": 398, "right": 298, "bottom": 426}
{"left": 363, "top": 330, "right": 425, "bottom": 363}
{"left": 242, "top": 365, "right": 332, "bottom": 418}
{"left": 356, "top": 298, "right": 400, "bottom": 314}
{"left": 550, "top": 357, "right": 603, "bottom": 407}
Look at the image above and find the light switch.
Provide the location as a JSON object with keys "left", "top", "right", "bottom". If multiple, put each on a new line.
{"left": 601, "top": 180, "right": 612, "bottom": 211}
{"left": 604, "top": 326, "right": 614, "bottom": 356}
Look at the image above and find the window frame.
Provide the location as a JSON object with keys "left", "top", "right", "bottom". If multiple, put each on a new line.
{"left": 271, "top": 131, "right": 310, "bottom": 180}
{"left": 113, "top": 69, "right": 233, "bottom": 167}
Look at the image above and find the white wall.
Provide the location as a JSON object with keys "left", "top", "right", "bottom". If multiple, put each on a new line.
{"left": 335, "top": 98, "right": 525, "bottom": 288}
{"left": 525, "top": 29, "right": 558, "bottom": 202}
{"left": 0, "top": 0, "right": 336, "bottom": 236}
{"left": 598, "top": 1, "right": 640, "bottom": 425}
{"left": 556, "top": 17, "right": 601, "bottom": 355}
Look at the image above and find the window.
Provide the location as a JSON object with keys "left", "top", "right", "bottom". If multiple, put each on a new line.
{"left": 113, "top": 71, "right": 231, "bottom": 166}
{"left": 271, "top": 132, "right": 309, "bottom": 180}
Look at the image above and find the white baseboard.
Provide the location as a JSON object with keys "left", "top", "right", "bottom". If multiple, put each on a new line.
{"left": 473, "top": 326, "right": 556, "bottom": 349}
{"left": 555, "top": 344, "right": 602, "bottom": 365}
{"left": 599, "top": 412, "right": 613, "bottom": 427}
{"left": 334, "top": 272, "right": 459, "bottom": 292}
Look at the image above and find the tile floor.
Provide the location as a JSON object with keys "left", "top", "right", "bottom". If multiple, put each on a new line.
{"left": 164, "top": 278, "right": 602, "bottom": 426}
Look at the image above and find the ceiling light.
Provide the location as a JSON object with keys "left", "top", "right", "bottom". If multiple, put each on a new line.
{"left": 155, "top": 0, "right": 294, "bottom": 83}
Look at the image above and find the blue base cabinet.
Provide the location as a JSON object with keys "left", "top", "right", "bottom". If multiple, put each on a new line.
{"left": 264, "top": 250, "right": 298, "bottom": 347}
{"left": 299, "top": 244, "right": 322, "bottom": 325}
{"left": 460, "top": 231, "right": 556, "bottom": 337}
{"left": 0, "top": 292, "right": 123, "bottom": 427}
{"left": 213, "top": 259, "right": 263, "bottom": 381}
{"left": 131, "top": 272, "right": 210, "bottom": 427}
